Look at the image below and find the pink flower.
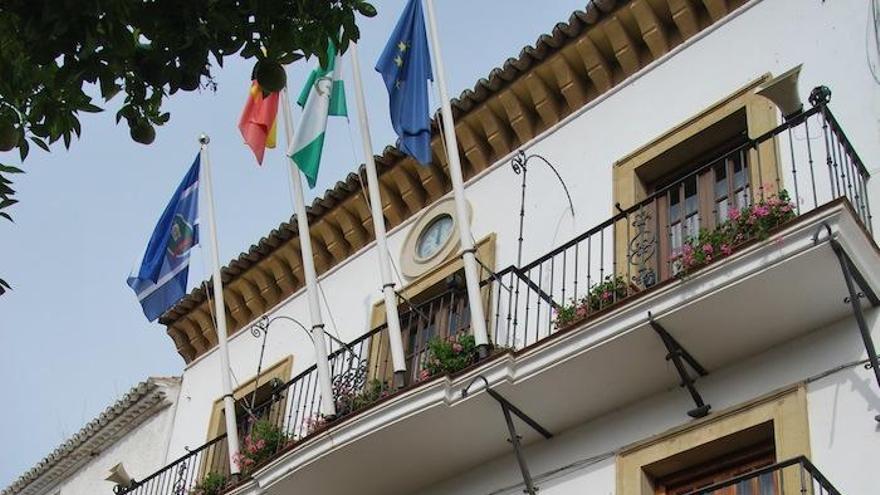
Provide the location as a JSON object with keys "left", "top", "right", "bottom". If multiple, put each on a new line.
{"left": 702, "top": 243, "right": 713, "bottom": 255}
{"left": 576, "top": 306, "right": 587, "bottom": 318}
{"left": 728, "top": 208, "right": 741, "bottom": 221}
{"left": 720, "top": 244, "right": 733, "bottom": 256}
{"left": 602, "top": 290, "right": 612, "bottom": 300}
{"left": 682, "top": 244, "right": 694, "bottom": 255}
{"left": 452, "top": 342, "right": 463, "bottom": 353}
{"left": 418, "top": 369, "right": 431, "bottom": 381}
{"left": 754, "top": 205, "right": 770, "bottom": 217}
{"left": 781, "top": 204, "right": 792, "bottom": 212}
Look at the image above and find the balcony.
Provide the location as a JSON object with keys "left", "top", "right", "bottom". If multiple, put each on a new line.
{"left": 120, "top": 100, "right": 876, "bottom": 495}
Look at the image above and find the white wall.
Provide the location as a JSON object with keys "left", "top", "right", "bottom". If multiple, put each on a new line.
{"left": 166, "top": 0, "right": 880, "bottom": 464}
{"left": 415, "top": 308, "right": 880, "bottom": 495}
{"left": 53, "top": 381, "right": 180, "bottom": 495}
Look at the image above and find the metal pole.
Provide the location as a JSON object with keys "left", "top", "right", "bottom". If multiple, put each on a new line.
{"left": 423, "top": 0, "right": 491, "bottom": 356}
{"left": 198, "top": 134, "right": 242, "bottom": 475}
{"left": 830, "top": 242, "right": 880, "bottom": 418}
{"left": 500, "top": 403, "right": 538, "bottom": 495}
{"left": 348, "top": 42, "right": 408, "bottom": 388}
{"left": 280, "top": 88, "right": 337, "bottom": 418}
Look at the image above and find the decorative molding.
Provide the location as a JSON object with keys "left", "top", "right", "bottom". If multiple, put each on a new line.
{"left": 161, "top": 0, "right": 746, "bottom": 363}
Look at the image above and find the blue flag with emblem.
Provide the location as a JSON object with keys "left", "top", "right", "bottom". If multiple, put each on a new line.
{"left": 376, "top": 0, "right": 433, "bottom": 165}
{"left": 127, "top": 155, "right": 200, "bottom": 321}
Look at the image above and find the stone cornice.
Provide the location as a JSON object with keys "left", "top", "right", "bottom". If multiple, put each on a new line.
{"left": 162, "top": 0, "right": 743, "bottom": 363}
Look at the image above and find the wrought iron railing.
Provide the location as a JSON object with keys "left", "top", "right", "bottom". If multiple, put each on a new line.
{"left": 486, "top": 99, "right": 871, "bottom": 350}
{"left": 122, "top": 95, "right": 867, "bottom": 495}
{"left": 681, "top": 456, "right": 842, "bottom": 495}
{"left": 121, "top": 434, "right": 229, "bottom": 495}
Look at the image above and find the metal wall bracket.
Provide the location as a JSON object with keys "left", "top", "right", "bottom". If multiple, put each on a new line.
{"left": 814, "top": 224, "right": 880, "bottom": 422}
{"left": 648, "top": 312, "right": 711, "bottom": 418}
{"left": 463, "top": 376, "right": 553, "bottom": 494}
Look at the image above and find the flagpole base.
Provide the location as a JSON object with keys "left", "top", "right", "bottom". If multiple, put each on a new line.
{"left": 477, "top": 343, "right": 492, "bottom": 360}
{"left": 393, "top": 370, "right": 406, "bottom": 390}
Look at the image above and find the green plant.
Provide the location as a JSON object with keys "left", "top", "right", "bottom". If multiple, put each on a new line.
{"left": 552, "top": 274, "right": 630, "bottom": 329}
{"left": 335, "top": 378, "right": 393, "bottom": 417}
{"left": 189, "top": 472, "right": 227, "bottom": 495}
{"left": 671, "top": 191, "right": 796, "bottom": 276}
{"left": 422, "top": 334, "right": 479, "bottom": 379}
{"left": 234, "top": 419, "right": 288, "bottom": 471}
{"left": 0, "top": 0, "right": 377, "bottom": 289}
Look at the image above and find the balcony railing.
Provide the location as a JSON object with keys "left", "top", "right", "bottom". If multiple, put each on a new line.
{"left": 487, "top": 100, "right": 871, "bottom": 351}
{"left": 122, "top": 98, "right": 869, "bottom": 495}
{"left": 122, "top": 434, "right": 229, "bottom": 495}
{"left": 681, "top": 456, "right": 842, "bottom": 495}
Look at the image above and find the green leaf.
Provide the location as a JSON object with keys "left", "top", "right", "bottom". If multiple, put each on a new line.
{"left": 0, "top": 198, "right": 17, "bottom": 209}
{"left": 79, "top": 102, "right": 103, "bottom": 113}
{"left": 356, "top": 2, "right": 377, "bottom": 17}
{"left": 18, "top": 139, "right": 29, "bottom": 161}
{"left": 0, "top": 165, "right": 24, "bottom": 174}
{"left": 30, "top": 136, "right": 50, "bottom": 152}
{"left": 278, "top": 52, "right": 304, "bottom": 65}
{"left": 0, "top": 212, "right": 12, "bottom": 223}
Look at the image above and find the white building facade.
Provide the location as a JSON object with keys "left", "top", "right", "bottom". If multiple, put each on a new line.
{"left": 8, "top": 0, "right": 879, "bottom": 494}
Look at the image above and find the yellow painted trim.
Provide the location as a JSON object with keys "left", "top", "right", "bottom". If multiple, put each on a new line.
{"left": 367, "top": 234, "right": 497, "bottom": 382}
{"left": 616, "top": 385, "right": 811, "bottom": 495}
{"left": 206, "top": 355, "right": 294, "bottom": 440}
{"left": 611, "top": 75, "right": 782, "bottom": 278}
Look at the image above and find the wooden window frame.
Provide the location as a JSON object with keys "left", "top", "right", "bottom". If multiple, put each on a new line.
{"left": 612, "top": 76, "right": 783, "bottom": 279}
{"left": 616, "top": 385, "right": 811, "bottom": 495}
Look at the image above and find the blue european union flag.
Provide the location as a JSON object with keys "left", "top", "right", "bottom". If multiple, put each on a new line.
{"left": 376, "top": 0, "right": 433, "bottom": 165}
{"left": 127, "top": 155, "right": 200, "bottom": 321}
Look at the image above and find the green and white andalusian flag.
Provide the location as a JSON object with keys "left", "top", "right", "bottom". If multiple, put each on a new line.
{"left": 289, "top": 43, "right": 347, "bottom": 188}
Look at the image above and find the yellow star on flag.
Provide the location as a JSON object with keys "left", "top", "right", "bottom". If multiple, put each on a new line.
{"left": 398, "top": 41, "right": 408, "bottom": 52}
{"left": 394, "top": 55, "right": 404, "bottom": 67}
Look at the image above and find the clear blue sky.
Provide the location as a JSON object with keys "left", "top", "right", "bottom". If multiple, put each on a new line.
{"left": 0, "top": 1, "right": 586, "bottom": 487}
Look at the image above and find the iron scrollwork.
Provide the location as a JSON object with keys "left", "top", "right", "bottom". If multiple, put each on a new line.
{"left": 171, "top": 462, "right": 188, "bottom": 495}
{"left": 330, "top": 355, "right": 370, "bottom": 416}
{"left": 628, "top": 205, "right": 657, "bottom": 288}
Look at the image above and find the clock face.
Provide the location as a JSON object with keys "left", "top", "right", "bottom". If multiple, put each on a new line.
{"left": 416, "top": 214, "right": 454, "bottom": 259}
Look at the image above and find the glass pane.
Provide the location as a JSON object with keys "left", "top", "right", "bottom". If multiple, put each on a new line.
{"left": 736, "top": 479, "right": 754, "bottom": 495}
{"left": 734, "top": 151, "right": 749, "bottom": 189}
{"left": 714, "top": 162, "right": 728, "bottom": 199}
{"left": 669, "top": 188, "right": 681, "bottom": 221}
{"left": 757, "top": 473, "right": 776, "bottom": 494}
{"left": 735, "top": 187, "right": 750, "bottom": 209}
{"left": 685, "top": 213, "right": 700, "bottom": 240}
{"left": 716, "top": 199, "right": 729, "bottom": 224}
{"left": 670, "top": 222, "right": 682, "bottom": 253}
{"left": 684, "top": 176, "right": 698, "bottom": 215}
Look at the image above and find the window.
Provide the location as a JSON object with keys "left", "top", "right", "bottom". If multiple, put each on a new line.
{"left": 616, "top": 387, "right": 810, "bottom": 495}
{"left": 207, "top": 356, "right": 293, "bottom": 440}
{"left": 367, "top": 235, "right": 496, "bottom": 385}
{"left": 654, "top": 441, "right": 777, "bottom": 495}
{"left": 612, "top": 76, "right": 782, "bottom": 285}
{"left": 398, "top": 271, "right": 471, "bottom": 383}
{"left": 652, "top": 137, "right": 751, "bottom": 268}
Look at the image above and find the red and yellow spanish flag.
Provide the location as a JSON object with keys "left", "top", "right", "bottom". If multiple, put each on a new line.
{"left": 238, "top": 82, "right": 279, "bottom": 165}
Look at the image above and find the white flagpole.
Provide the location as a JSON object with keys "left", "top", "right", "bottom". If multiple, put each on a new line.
{"left": 279, "top": 88, "right": 337, "bottom": 417}
{"left": 349, "top": 42, "right": 408, "bottom": 387}
{"left": 198, "top": 134, "right": 242, "bottom": 475}
{"left": 423, "top": 0, "right": 491, "bottom": 355}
